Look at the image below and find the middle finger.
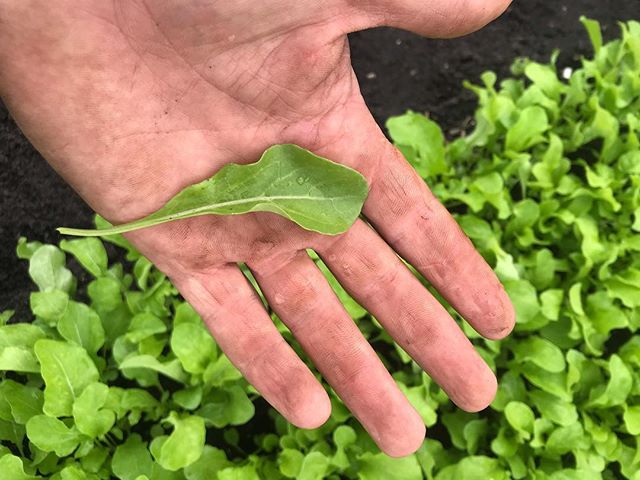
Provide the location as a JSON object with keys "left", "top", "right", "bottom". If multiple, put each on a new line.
{"left": 249, "top": 251, "right": 425, "bottom": 457}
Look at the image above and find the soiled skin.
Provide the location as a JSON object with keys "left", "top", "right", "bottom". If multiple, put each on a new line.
{"left": 0, "top": 0, "right": 515, "bottom": 456}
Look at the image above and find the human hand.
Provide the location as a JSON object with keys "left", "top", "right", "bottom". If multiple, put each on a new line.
{"left": 0, "top": 0, "right": 514, "bottom": 456}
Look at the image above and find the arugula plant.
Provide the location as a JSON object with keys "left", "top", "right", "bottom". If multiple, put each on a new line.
{"left": 1, "top": 17, "right": 639, "bottom": 480}
{"left": 58, "top": 144, "right": 369, "bottom": 237}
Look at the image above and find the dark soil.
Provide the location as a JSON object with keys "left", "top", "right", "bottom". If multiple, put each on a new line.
{"left": 1, "top": 0, "right": 638, "bottom": 313}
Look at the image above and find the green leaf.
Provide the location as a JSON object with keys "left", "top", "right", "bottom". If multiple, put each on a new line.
{"left": 155, "top": 412, "right": 205, "bottom": 471}
{"left": 184, "top": 446, "right": 230, "bottom": 480}
{"left": 604, "top": 269, "right": 640, "bottom": 308}
{"left": 72, "top": 382, "right": 115, "bottom": 438}
{"left": 504, "top": 401, "right": 535, "bottom": 438}
{"left": 0, "top": 310, "right": 14, "bottom": 325}
{"left": 28, "top": 245, "right": 74, "bottom": 293}
{"left": 279, "top": 448, "right": 304, "bottom": 478}
{"left": 60, "top": 238, "right": 108, "bottom": 277}
{"left": 125, "top": 313, "right": 167, "bottom": 343}
{"left": 0, "top": 380, "right": 43, "bottom": 424}
{"left": 586, "top": 354, "right": 632, "bottom": 408}
{"left": 528, "top": 390, "right": 578, "bottom": 426}
{"left": 112, "top": 434, "right": 154, "bottom": 480}
{"left": 435, "top": 456, "right": 508, "bottom": 480}
{"left": 30, "top": 290, "right": 69, "bottom": 324}
{"left": 511, "top": 336, "right": 566, "bottom": 372}
{"left": 505, "top": 106, "right": 549, "bottom": 151}
{"left": 34, "top": 339, "right": 99, "bottom": 417}
{"left": 387, "top": 111, "right": 448, "bottom": 177}
{"left": 26, "top": 415, "right": 82, "bottom": 456}
{"left": 0, "top": 454, "right": 41, "bottom": 479}
{"left": 58, "top": 144, "right": 369, "bottom": 237}
{"left": 623, "top": 405, "right": 640, "bottom": 436}
{"left": 217, "top": 465, "right": 260, "bottom": 480}
{"left": 57, "top": 301, "right": 105, "bottom": 354}
{"left": 580, "top": 16, "right": 603, "bottom": 53}
{"left": 203, "top": 355, "right": 242, "bottom": 387}
{"left": 16, "top": 237, "right": 43, "bottom": 260}
{"left": 118, "top": 355, "right": 187, "bottom": 383}
{"left": 0, "top": 324, "right": 46, "bottom": 372}
{"left": 545, "top": 422, "right": 587, "bottom": 456}
{"left": 198, "top": 386, "right": 255, "bottom": 427}
{"left": 504, "top": 279, "right": 540, "bottom": 325}
{"left": 170, "top": 323, "right": 215, "bottom": 374}
{"left": 358, "top": 452, "right": 422, "bottom": 480}
{"left": 298, "top": 451, "right": 330, "bottom": 480}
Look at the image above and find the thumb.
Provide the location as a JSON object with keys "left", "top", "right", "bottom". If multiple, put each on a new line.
{"left": 348, "top": 0, "right": 512, "bottom": 38}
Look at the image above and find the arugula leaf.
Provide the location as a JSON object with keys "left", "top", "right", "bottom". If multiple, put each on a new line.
{"left": 34, "top": 340, "right": 99, "bottom": 417}
{"left": 26, "top": 415, "right": 82, "bottom": 456}
{"left": 58, "top": 144, "right": 368, "bottom": 237}
{"left": 153, "top": 412, "right": 205, "bottom": 471}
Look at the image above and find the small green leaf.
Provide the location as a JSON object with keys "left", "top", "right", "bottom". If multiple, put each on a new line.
{"left": 155, "top": 412, "right": 205, "bottom": 471}
{"left": 118, "top": 355, "right": 187, "bottom": 383}
{"left": 528, "top": 390, "right": 578, "bottom": 427}
{"left": 587, "top": 354, "right": 632, "bottom": 408}
{"left": 170, "top": 323, "right": 215, "bottom": 374}
{"left": 298, "top": 451, "right": 330, "bottom": 480}
{"left": 504, "top": 401, "right": 535, "bottom": 438}
{"left": 545, "top": 423, "right": 587, "bottom": 456}
{"left": 34, "top": 339, "right": 99, "bottom": 417}
{"left": 511, "top": 336, "right": 566, "bottom": 372}
{"left": 125, "top": 313, "right": 167, "bottom": 343}
{"left": 504, "top": 279, "right": 540, "bottom": 325}
{"left": 30, "top": 290, "right": 69, "bottom": 324}
{"left": 184, "top": 446, "right": 230, "bottom": 480}
{"left": 0, "top": 380, "right": 43, "bottom": 424}
{"left": 57, "top": 301, "right": 105, "bottom": 354}
{"left": 203, "top": 355, "right": 242, "bottom": 387}
{"left": 60, "top": 238, "right": 108, "bottom": 277}
{"left": 26, "top": 415, "right": 82, "bottom": 456}
{"left": 112, "top": 434, "right": 154, "bottom": 480}
{"left": 580, "top": 16, "right": 603, "bottom": 53}
{"left": 72, "top": 382, "right": 115, "bottom": 438}
{"left": 387, "top": 111, "right": 448, "bottom": 177}
{"left": 279, "top": 449, "right": 304, "bottom": 478}
{"left": 58, "top": 144, "right": 369, "bottom": 237}
{"left": 198, "top": 386, "right": 255, "bottom": 428}
{"left": 358, "top": 452, "right": 422, "bottom": 480}
{"left": 173, "top": 386, "right": 203, "bottom": 411}
{"left": 28, "top": 245, "right": 74, "bottom": 293}
{"left": 505, "top": 106, "right": 549, "bottom": 152}
{"left": 0, "top": 454, "right": 41, "bottom": 479}
{"left": 0, "top": 324, "right": 46, "bottom": 373}
{"left": 623, "top": 405, "right": 640, "bottom": 435}
{"left": 217, "top": 465, "right": 260, "bottom": 480}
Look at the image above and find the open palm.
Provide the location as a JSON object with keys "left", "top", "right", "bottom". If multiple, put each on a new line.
{"left": 0, "top": 0, "right": 514, "bottom": 456}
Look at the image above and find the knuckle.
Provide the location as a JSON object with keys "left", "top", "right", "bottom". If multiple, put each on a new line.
{"left": 358, "top": 263, "right": 402, "bottom": 304}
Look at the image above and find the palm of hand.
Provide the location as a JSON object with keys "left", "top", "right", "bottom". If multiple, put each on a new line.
{"left": 0, "top": 0, "right": 514, "bottom": 456}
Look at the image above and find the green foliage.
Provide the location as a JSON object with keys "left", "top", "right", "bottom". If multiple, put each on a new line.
{"left": 1, "top": 17, "right": 639, "bottom": 480}
{"left": 387, "top": 17, "right": 640, "bottom": 479}
{"left": 58, "top": 144, "right": 369, "bottom": 237}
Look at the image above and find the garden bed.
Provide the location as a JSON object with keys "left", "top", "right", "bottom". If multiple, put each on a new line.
{"left": 1, "top": 2, "right": 639, "bottom": 479}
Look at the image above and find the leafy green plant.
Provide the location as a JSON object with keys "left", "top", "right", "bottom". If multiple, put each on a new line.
{"left": 1, "top": 16, "right": 639, "bottom": 480}
{"left": 58, "top": 144, "right": 369, "bottom": 237}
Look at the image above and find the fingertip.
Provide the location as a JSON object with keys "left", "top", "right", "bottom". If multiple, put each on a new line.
{"left": 454, "top": 363, "right": 498, "bottom": 413}
{"left": 378, "top": 416, "right": 426, "bottom": 458}
{"left": 483, "top": 291, "right": 516, "bottom": 340}
{"left": 289, "top": 385, "right": 332, "bottom": 430}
